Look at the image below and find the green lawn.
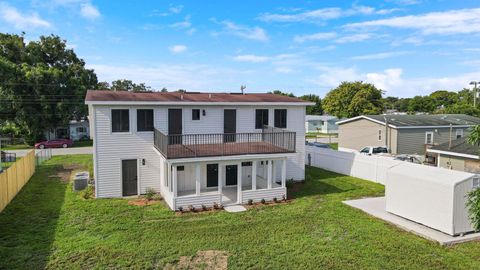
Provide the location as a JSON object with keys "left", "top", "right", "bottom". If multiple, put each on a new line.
{"left": 1, "top": 155, "right": 480, "bottom": 269}
{"left": 329, "top": 143, "right": 338, "bottom": 150}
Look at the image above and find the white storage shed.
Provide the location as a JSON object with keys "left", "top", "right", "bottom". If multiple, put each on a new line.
{"left": 386, "top": 162, "right": 478, "bottom": 236}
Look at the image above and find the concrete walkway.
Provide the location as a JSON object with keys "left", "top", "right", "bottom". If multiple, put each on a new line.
{"left": 8, "top": 147, "right": 93, "bottom": 157}
{"left": 344, "top": 197, "right": 480, "bottom": 245}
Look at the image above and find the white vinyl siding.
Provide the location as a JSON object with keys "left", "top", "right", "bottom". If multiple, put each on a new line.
{"left": 92, "top": 104, "right": 307, "bottom": 198}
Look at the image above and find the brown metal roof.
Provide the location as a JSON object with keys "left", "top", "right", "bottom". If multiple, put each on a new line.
{"left": 85, "top": 90, "right": 309, "bottom": 103}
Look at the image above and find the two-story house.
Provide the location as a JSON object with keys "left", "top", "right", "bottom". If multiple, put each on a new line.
{"left": 85, "top": 90, "right": 313, "bottom": 210}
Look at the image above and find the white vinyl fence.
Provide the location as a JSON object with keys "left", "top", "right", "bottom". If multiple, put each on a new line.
{"left": 305, "top": 146, "right": 404, "bottom": 185}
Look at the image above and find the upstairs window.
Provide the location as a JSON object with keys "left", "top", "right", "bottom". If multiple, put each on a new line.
{"left": 255, "top": 109, "right": 269, "bottom": 129}
{"left": 192, "top": 109, "right": 200, "bottom": 120}
{"left": 76, "top": 127, "right": 86, "bottom": 133}
{"left": 274, "top": 109, "right": 287, "bottom": 128}
{"left": 137, "top": 109, "right": 154, "bottom": 131}
{"left": 425, "top": 132, "right": 434, "bottom": 144}
{"left": 456, "top": 129, "right": 463, "bottom": 139}
{"left": 112, "top": 109, "right": 129, "bottom": 132}
{"left": 378, "top": 129, "right": 382, "bottom": 141}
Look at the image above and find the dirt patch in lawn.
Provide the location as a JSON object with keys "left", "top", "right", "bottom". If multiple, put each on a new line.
{"left": 47, "top": 164, "right": 86, "bottom": 183}
{"left": 165, "top": 250, "right": 229, "bottom": 270}
{"left": 128, "top": 199, "right": 162, "bottom": 206}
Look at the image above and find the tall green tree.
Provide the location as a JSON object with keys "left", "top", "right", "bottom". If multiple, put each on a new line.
{"left": 407, "top": 96, "right": 436, "bottom": 113}
{"left": 322, "top": 81, "right": 383, "bottom": 118}
{"left": 110, "top": 79, "right": 152, "bottom": 92}
{"left": 0, "top": 34, "right": 97, "bottom": 144}
{"left": 300, "top": 94, "right": 323, "bottom": 115}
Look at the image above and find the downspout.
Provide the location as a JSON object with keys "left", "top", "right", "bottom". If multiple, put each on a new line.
{"left": 383, "top": 116, "right": 389, "bottom": 152}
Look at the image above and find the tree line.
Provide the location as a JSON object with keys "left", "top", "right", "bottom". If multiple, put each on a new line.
{"left": 1, "top": 33, "right": 478, "bottom": 144}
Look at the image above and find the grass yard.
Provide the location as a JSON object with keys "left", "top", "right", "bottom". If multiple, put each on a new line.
{"left": 1, "top": 155, "right": 480, "bottom": 269}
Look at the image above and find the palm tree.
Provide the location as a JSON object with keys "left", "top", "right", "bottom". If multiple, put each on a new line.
{"left": 467, "top": 125, "right": 480, "bottom": 146}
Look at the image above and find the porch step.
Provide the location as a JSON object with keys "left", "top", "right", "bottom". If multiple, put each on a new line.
{"left": 224, "top": 205, "right": 247, "bottom": 213}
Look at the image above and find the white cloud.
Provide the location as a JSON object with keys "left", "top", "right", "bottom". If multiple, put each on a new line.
{"left": 345, "top": 8, "right": 480, "bottom": 35}
{"left": 0, "top": 2, "right": 51, "bottom": 29}
{"left": 233, "top": 54, "right": 271, "bottom": 63}
{"left": 351, "top": 51, "right": 411, "bottom": 60}
{"left": 335, "top": 33, "right": 372, "bottom": 43}
{"left": 80, "top": 2, "right": 100, "bottom": 20}
{"left": 311, "top": 66, "right": 480, "bottom": 97}
{"left": 170, "top": 16, "right": 191, "bottom": 29}
{"left": 293, "top": 32, "right": 337, "bottom": 43}
{"left": 169, "top": 45, "right": 187, "bottom": 54}
{"left": 275, "top": 67, "right": 294, "bottom": 73}
{"left": 169, "top": 5, "right": 183, "bottom": 14}
{"left": 258, "top": 6, "right": 399, "bottom": 23}
{"left": 215, "top": 20, "right": 269, "bottom": 41}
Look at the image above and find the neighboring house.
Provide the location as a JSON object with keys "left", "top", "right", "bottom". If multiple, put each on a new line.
{"left": 44, "top": 120, "right": 90, "bottom": 141}
{"left": 305, "top": 115, "right": 339, "bottom": 133}
{"left": 85, "top": 90, "right": 312, "bottom": 211}
{"left": 427, "top": 137, "right": 480, "bottom": 173}
{"left": 337, "top": 114, "right": 480, "bottom": 155}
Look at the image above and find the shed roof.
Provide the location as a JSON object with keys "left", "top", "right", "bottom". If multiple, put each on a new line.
{"left": 389, "top": 162, "right": 474, "bottom": 187}
{"left": 85, "top": 90, "right": 313, "bottom": 105}
{"left": 337, "top": 114, "right": 480, "bottom": 128}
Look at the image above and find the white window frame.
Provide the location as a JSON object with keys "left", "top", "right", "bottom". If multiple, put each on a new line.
{"left": 378, "top": 129, "right": 382, "bottom": 141}
{"left": 456, "top": 129, "right": 463, "bottom": 139}
{"left": 473, "top": 177, "right": 480, "bottom": 189}
{"left": 425, "top": 131, "right": 434, "bottom": 144}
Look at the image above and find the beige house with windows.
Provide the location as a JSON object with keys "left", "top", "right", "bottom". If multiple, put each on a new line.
{"left": 337, "top": 114, "right": 480, "bottom": 158}
{"left": 427, "top": 137, "right": 480, "bottom": 173}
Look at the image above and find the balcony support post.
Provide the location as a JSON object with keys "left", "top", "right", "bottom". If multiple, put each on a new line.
{"left": 195, "top": 163, "right": 201, "bottom": 196}
{"left": 281, "top": 159, "right": 287, "bottom": 188}
{"left": 237, "top": 161, "right": 242, "bottom": 204}
{"left": 267, "top": 160, "right": 272, "bottom": 189}
{"left": 252, "top": 160, "right": 257, "bottom": 191}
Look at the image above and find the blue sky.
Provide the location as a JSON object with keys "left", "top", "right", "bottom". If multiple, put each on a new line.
{"left": 1, "top": 0, "right": 480, "bottom": 97}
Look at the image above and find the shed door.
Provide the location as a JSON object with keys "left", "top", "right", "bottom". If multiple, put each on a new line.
{"left": 122, "top": 159, "right": 138, "bottom": 196}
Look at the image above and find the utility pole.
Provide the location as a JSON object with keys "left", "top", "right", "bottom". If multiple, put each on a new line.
{"left": 470, "top": 81, "right": 479, "bottom": 107}
{"left": 240, "top": 85, "right": 246, "bottom": 95}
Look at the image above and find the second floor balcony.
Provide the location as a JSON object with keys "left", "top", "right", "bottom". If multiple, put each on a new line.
{"left": 154, "top": 126, "right": 296, "bottom": 159}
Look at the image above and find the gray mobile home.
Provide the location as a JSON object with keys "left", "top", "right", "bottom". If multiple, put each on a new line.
{"left": 337, "top": 114, "right": 480, "bottom": 155}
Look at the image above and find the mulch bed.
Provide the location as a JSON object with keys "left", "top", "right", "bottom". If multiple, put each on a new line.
{"left": 128, "top": 199, "right": 162, "bottom": 206}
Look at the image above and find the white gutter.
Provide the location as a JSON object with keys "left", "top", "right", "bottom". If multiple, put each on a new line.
{"left": 427, "top": 148, "right": 480, "bottom": 160}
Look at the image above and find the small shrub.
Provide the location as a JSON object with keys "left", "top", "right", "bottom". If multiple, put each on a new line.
{"left": 247, "top": 199, "right": 253, "bottom": 205}
{"left": 219, "top": 204, "right": 224, "bottom": 210}
{"left": 81, "top": 185, "right": 94, "bottom": 199}
{"left": 178, "top": 206, "right": 183, "bottom": 212}
{"left": 213, "top": 202, "right": 219, "bottom": 210}
{"left": 261, "top": 198, "right": 266, "bottom": 204}
{"left": 467, "top": 188, "right": 480, "bottom": 231}
{"left": 273, "top": 197, "right": 278, "bottom": 203}
{"left": 282, "top": 194, "right": 286, "bottom": 201}
{"left": 145, "top": 187, "right": 156, "bottom": 201}
{"left": 202, "top": 204, "right": 208, "bottom": 211}
{"left": 286, "top": 179, "right": 295, "bottom": 188}
{"left": 189, "top": 205, "right": 195, "bottom": 212}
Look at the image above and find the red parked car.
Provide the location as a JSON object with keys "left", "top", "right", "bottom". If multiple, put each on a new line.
{"left": 35, "top": 139, "right": 73, "bottom": 149}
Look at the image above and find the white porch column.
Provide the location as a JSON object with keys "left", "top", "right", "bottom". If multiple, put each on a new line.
{"left": 195, "top": 164, "right": 201, "bottom": 196}
{"left": 172, "top": 165, "right": 177, "bottom": 197}
{"left": 251, "top": 160, "right": 257, "bottom": 191}
{"left": 272, "top": 160, "right": 277, "bottom": 186}
{"left": 267, "top": 160, "right": 272, "bottom": 189}
{"left": 218, "top": 164, "right": 223, "bottom": 194}
{"left": 281, "top": 159, "right": 287, "bottom": 188}
{"left": 237, "top": 162, "right": 242, "bottom": 204}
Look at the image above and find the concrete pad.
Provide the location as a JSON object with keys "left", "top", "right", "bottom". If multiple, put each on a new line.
{"left": 344, "top": 197, "right": 480, "bottom": 246}
{"left": 224, "top": 205, "right": 247, "bottom": 213}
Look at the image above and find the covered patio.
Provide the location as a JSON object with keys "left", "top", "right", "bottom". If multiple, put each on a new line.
{"left": 164, "top": 157, "right": 288, "bottom": 209}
